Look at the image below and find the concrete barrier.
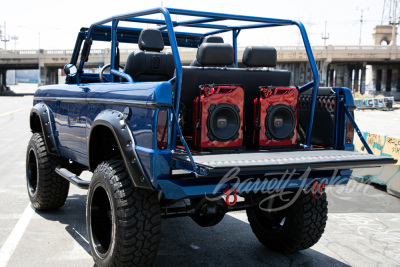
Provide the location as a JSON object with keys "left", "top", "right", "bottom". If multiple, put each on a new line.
{"left": 354, "top": 97, "right": 396, "bottom": 108}
{"left": 353, "top": 132, "right": 400, "bottom": 198}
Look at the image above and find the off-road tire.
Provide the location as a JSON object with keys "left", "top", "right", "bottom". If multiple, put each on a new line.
{"left": 246, "top": 190, "right": 328, "bottom": 252}
{"left": 86, "top": 160, "right": 161, "bottom": 267}
{"left": 26, "top": 133, "right": 70, "bottom": 210}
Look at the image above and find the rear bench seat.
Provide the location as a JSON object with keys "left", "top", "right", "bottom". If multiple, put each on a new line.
{"left": 180, "top": 44, "right": 291, "bottom": 145}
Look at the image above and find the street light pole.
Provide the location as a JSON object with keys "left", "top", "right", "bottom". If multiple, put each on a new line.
{"left": 321, "top": 21, "right": 330, "bottom": 46}
{"left": 18, "top": 26, "right": 41, "bottom": 85}
{"left": 357, "top": 8, "right": 369, "bottom": 45}
{"left": 390, "top": 0, "right": 398, "bottom": 46}
{"left": 359, "top": 10, "right": 364, "bottom": 45}
{"left": 10, "top": 35, "right": 18, "bottom": 50}
{"left": 1, "top": 21, "right": 10, "bottom": 49}
{"left": 38, "top": 32, "right": 41, "bottom": 85}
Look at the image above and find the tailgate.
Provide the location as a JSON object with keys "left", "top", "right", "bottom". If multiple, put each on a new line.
{"left": 172, "top": 150, "right": 396, "bottom": 175}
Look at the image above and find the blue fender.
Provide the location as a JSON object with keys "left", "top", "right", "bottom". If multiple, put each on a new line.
{"left": 88, "top": 109, "right": 153, "bottom": 190}
{"left": 30, "top": 103, "right": 60, "bottom": 156}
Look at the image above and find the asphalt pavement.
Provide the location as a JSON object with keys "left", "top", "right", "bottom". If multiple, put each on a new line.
{"left": 0, "top": 91, "right": 399, "bottom": 267}
{"left": 355, "top": 108, "right": 400, "bottom": 138}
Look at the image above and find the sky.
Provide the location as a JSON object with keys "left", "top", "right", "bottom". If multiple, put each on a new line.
{"left": 0, "top": 0, "right": 393, "bottom": 50}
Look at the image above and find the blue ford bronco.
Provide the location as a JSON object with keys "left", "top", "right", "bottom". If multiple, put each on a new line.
{"left": 26, "top": 7, "right": 396, "bottom": 266}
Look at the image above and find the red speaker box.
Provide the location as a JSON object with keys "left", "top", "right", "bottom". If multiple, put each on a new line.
{"left": 193, "top": 85, "right": 244, "bottom": 149}
{"left": 253, "top": 87, "right": 298, "bottom": 148}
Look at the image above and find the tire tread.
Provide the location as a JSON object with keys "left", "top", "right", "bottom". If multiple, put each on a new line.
{"left": 247, "top": 190, "right": 328, "bottom": 253}
{"left": 89, "top": 160, "right": 161, "bottom": 267}
{"left": 27, "top": 133, "right": 69, "bottom": 210}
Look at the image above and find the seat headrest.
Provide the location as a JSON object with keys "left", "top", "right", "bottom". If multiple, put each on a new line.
{"left": 138, "top": 29, "right": 164, "bottom": 52}
{"left": 242, "top": 46, "right": 277, "bottom": 67}
{"left": 203, "top": 36, "right": 224, "bottom": 43}
{"left": 196, "top": 43, "right": 234, "bottom": 66}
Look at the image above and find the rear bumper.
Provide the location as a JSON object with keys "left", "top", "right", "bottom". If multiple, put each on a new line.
{"left": 159, "top": 168, "right": 352, "bottom": 199}
{"left": 161, "top": 149, "right": 397, "bottom": 199}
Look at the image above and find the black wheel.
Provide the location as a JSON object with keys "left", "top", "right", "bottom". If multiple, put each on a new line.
{"left": 86, "top": 160, "right": 161, "bottom": 267}
{"left": 26, "top": 133, "right": 70, "bottom": 210}
{"left": 246, "top": 190, "right": 328, "bottom": 252}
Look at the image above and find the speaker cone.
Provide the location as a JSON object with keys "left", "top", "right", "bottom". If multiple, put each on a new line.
{"left": 207, "top": 103, "right": 240, "bottom": 141}
{"left": 265, "top": 104, "right": 295, "bottom": 140}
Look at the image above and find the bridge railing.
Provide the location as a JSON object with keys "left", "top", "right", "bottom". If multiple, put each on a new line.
{"left": 1, "top": 45, "right": 399, "bottom": 63}
{"left": 0, "top": 50, "right": 39, "bottom": 55}
{"left": 1, "top": 45, "right": 396, "bottom": 54}
{"left": 45, "top": 50, "right": 74, "bottom": 55}
{"left": 275, "top": 45, "right": 394, "bottom": 51}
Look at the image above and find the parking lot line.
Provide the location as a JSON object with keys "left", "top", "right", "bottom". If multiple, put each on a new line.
{"left": 0, "top": 204, "right": 35, "bottom": 267}
{"left": 0, "top": 106, "right": 31, "bottom": 118}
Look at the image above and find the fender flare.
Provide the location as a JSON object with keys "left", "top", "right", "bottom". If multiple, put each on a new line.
{"left": 30, "top": 103, "right": 60, "bottom": 155}
{"left": 88, "top": 109, "right": 153, "bottom": 190}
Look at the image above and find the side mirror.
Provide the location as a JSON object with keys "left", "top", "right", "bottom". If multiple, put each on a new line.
{"left": 64, "top": 64, "right": 77, "bottom": 77}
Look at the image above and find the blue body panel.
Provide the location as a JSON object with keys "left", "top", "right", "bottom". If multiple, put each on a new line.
{"left": 34, "top": 81, "right": 173, "bottom": 184}
{"left": 35, "top": 85, "right": 87, "bottom": 155}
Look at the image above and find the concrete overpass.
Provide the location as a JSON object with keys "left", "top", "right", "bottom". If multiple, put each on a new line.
{"left": 1, "top": 45, "right": 400, "bottom": 99}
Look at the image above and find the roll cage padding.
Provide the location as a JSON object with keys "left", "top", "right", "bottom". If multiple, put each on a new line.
{"left": 81, "top": 38, "right": 92, "bottom": 63}
{"left": 88, "top": 110, "right": 153, "bottom": 190}
{"left": 30, "top": 103, "right": 60, "bottom": 156}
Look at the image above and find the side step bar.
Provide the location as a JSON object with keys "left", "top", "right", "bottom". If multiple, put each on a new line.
{"left": 55, "top": 167, "right": 90, "bottom": 190}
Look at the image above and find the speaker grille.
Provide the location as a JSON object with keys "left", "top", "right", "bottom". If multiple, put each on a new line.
{"left": 265, "top": 104, "right": 296, "bottom": 140}
{"left": 207, "top": 103, "right": 241, "bottom": 142}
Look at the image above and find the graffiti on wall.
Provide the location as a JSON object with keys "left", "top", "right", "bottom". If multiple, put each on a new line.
{"left": 353, "top": 132, "right": 400, "bottom": 198}
{"left": 354, "top": 97, "right": 395, "bottom": 108}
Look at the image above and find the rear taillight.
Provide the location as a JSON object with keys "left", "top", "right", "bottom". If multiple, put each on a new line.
{"left": 156, "top": 110, "right": 168, "bottom": 149}
{"left": 345, "top": 111, "right": 355, "bottom": 144}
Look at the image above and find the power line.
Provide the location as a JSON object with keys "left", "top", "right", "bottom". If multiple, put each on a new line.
{"left": 380, "top": 0, "right": 399, "bottom": 45}
{"left": 381, "top": 0, "right": 400, "bottom": 25}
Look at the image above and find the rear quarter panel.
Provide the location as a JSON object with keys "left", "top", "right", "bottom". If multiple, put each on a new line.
{"left": 86, "top": 82, "right": 173, "bottom": 187}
